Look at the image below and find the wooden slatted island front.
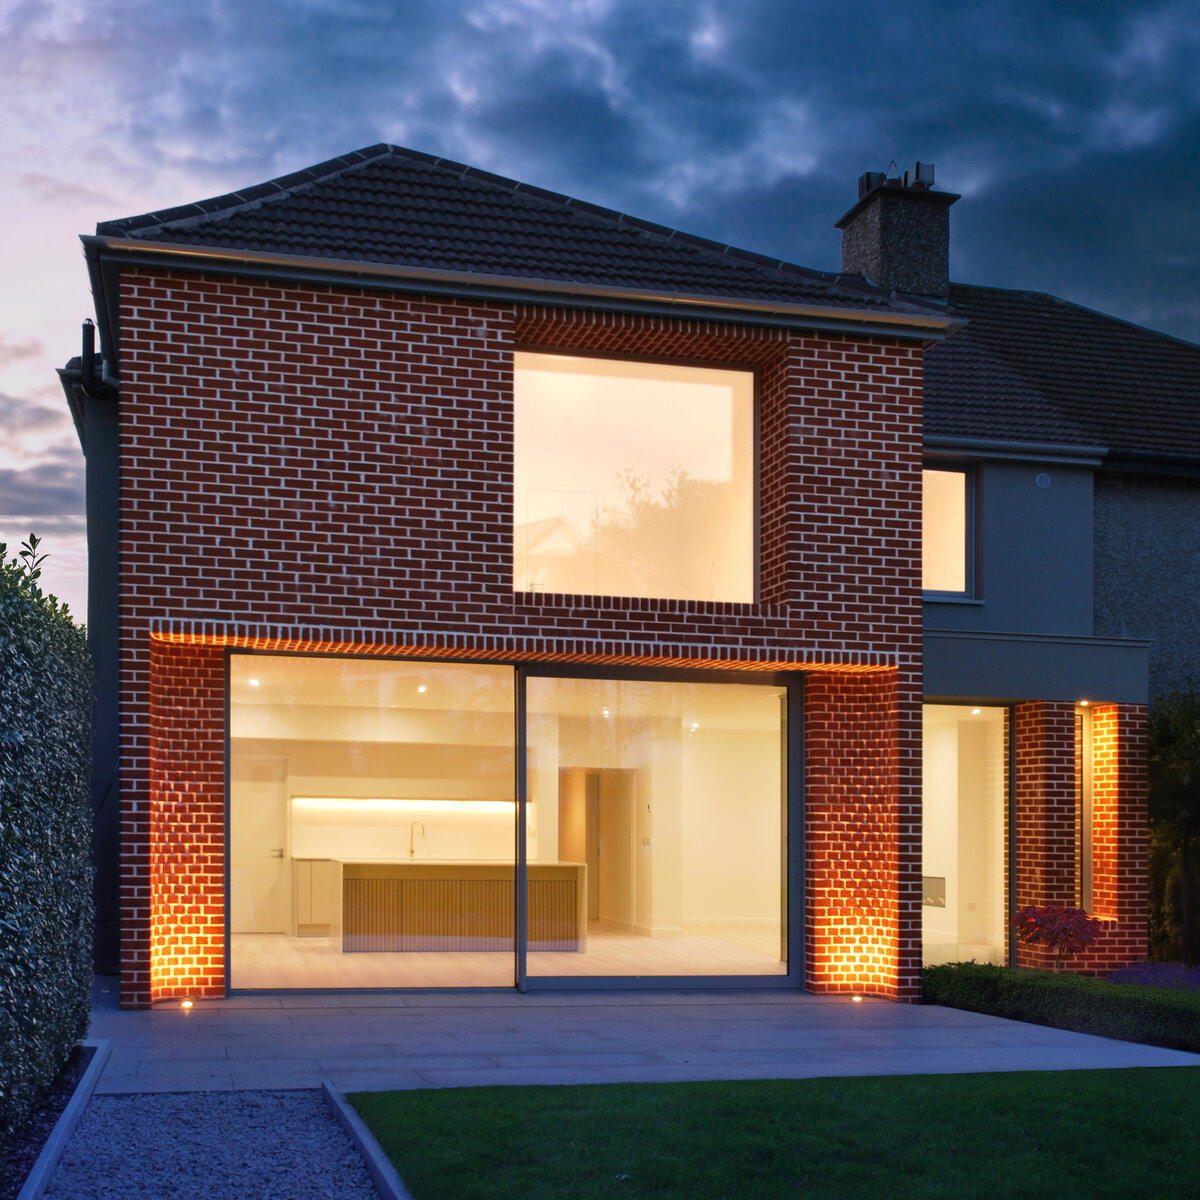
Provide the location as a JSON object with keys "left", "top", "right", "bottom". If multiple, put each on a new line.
{"left": 337, "top": 861, "right": 587, "bottom": 953}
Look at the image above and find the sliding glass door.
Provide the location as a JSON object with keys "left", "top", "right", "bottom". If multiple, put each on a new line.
{"left": 524, "top": 674, "right": 788, "bottom": 979}
{"left": 229, "top": 656, "right": 515, "bottom": 989}
{"left": 229, "top": 655, "right": 794, "bottom": 990}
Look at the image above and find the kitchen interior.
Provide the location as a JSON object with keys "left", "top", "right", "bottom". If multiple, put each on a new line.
{"left": 229, "top": 657, "right": 787, "bottom": 989}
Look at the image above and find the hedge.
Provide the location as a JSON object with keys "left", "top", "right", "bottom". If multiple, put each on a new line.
{"left": 923, "top": 961, "right": 1200, "bottom": 1054}
{"left": 0, "top": 539, "right": 93, "bottom": 1146}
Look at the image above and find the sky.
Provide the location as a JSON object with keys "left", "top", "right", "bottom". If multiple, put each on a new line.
{"left": 3, "top": 0, "right": 1199, "bottom": 621}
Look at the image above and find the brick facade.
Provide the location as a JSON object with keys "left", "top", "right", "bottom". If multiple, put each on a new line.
{"left": 115, "top": 267, "right": 925, "bottom": 1006}
{"left": 111, "top": 265, "right": 1144, "bottom": 1007}
{"left": 1012, "top": 701, "right": 1147, "bottom": 973}
{"left": 805, "top": 670, "right": 923, "bottom": 1001}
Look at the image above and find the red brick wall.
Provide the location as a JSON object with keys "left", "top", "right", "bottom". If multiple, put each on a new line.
{"left": 116, "top": 270, "right": 925, "bottom": 1006}
{"left": 805, "top": 669, "right": 922, "bottom": 1001}
{"left": 147, "top": 641, "right": 226, "bottom": 1003}
{"left": 1070, "top": 703, "right": 1147, "bottom": 973}
{"left": 1013, "top": 701, "right": 1078, "bottom": 934}
{"left": 1012, "top": 701, "right": 1146, "bottom": 974}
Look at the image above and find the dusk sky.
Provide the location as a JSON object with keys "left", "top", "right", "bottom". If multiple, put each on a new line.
{"left": 3, "top": 0, "right": 1199, "bottom": 620}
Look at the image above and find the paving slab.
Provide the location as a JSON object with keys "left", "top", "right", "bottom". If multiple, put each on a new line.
{"left": 85, "top": 977, "right": 1200, "bottom": 1095}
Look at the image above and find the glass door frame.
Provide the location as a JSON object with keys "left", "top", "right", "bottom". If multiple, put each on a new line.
{"left": 515, "top": 663, "right": 805, "bottom": 992}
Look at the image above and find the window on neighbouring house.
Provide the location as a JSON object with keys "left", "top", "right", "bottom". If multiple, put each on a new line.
{"left": 513, "top": 352, "right": 755, "bottom": 602}
{"left": 922, "top": 467, "right": 971, "bottom": 594}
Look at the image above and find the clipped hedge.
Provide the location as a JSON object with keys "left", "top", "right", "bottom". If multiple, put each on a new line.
{"left": 923, "top": 961, "right": 1200, "bottom": 1054}
{"left": 0, "top": 540, "right": 93, "bottom": 1146}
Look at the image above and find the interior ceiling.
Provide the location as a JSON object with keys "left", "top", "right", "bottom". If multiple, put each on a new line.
{"left": 228, "top": 657, "right": 785, "bottom": 725}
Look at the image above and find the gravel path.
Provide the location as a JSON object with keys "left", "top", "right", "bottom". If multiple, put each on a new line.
{"left": 45, "top": 1090, "right": 380, "bottom": 1199}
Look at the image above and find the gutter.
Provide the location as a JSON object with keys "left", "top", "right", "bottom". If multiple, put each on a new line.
{"left": 927, "top": 435, "right": 1200, "bottom": 477}
{"left": 82, "top": 235, "right": 966, "bottom": 354}
{"left": 924, "top": 436, "right": 1107, "bottom": 467}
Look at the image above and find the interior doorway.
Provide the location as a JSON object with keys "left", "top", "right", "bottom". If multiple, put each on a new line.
{"left": 558, "top": 768, "right": 638, "bottom": 927}
{"left": 229, "top": 755, "right": 289, "bottom": 934}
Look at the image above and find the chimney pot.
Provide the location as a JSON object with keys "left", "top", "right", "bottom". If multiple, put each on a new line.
{"left": 835, "top": 162, "right": 959, "bottom": 299}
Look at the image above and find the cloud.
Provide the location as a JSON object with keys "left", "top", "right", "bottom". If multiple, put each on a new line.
{"left": 0, "top": 449, "right": 85, "bottom": 519}
{"left": 16, "top": 171, "right": 119, "bottom": 209}
{"left": 0, "top": 513, "right": 86, "bottom": 542}
{"left": 4, "top": 0, "right": 1200, "bottom": 347}
{"left": 0, "top": 335, "right": 44, "bottom": 366}
{"left": 0, "top": 389, "right": 71, "bottom": 437}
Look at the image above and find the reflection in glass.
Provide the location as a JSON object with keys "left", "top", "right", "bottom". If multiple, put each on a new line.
{"left": 922, "top": 469, "right": 967, "bottom": 592}
{"left": 229, "top": 657, "right": 515, "bottom": 989}
{"left": 922, "top": 704, "right": 1006, "bottom": 965}
{"left": 525, "top": 676, "right": 787, "bottom": 977}
{"left": 513, "top": 353, "right": 755, "bottom": 602}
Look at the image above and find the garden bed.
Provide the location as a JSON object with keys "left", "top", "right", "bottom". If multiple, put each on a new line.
{"left": 923, "top": 961, "right": 1200, "bottom": 1053}
{"left": 0, "top": 1042, "right": 108, "bottom": 1200}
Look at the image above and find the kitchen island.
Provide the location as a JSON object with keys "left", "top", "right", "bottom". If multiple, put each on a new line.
{"left": 338, "top": 861, "right": 587, "bottom": 953}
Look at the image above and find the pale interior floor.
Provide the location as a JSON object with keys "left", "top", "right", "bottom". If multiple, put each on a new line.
{"left": 231, "top": 923, "right": 787, "bottom": 989}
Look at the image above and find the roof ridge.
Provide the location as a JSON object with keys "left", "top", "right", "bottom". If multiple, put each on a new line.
{"left": 95, "top": 144, "right": 397, "bottom": 235}
{"left": 94, "top": 143, "right": 937, "bottom": 315}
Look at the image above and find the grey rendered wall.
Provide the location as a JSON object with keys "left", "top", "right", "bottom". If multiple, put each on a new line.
{"left": 924, "top": 460, "right": 1094, "bottom": 638}
{"left": 1094, "top": 471, "right": 1200, "bottom": 697}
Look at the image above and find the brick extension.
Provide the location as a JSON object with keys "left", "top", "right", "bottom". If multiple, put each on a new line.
{"left": 1012, "top": 701, "right": 1147, "bottom": 974}
{"left": 118, "top": 268, "right": 924, "bottom": 1006}
{"left": 114, "top": 266, "right": 1141, "bottom": 1007}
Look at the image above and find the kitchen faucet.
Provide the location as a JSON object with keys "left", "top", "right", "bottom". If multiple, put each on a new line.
{"left": 409, "top": 819, "right": 426, "bottom": 858}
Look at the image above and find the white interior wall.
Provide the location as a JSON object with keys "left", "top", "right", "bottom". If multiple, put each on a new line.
{"left": 922, "top": 716, "right": 959, "bottom": 943}
{"left": 681, "top": 728, "right": 780, "bottom": 923}
{"left": 956, "top": 719, "right": 1004, "bottom": 946}
{"left": 922, "top": 705, "right": 1006, "bottom": 963}
{"left": 290, "top": 798, "right": 515, "bottom": 862}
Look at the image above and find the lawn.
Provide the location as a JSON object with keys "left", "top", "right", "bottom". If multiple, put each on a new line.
{"left": 351, "top": 1068, "right": 1200, "bottom": 1199}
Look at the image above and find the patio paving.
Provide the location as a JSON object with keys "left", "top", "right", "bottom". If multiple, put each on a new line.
{"left": 86, "top": 977, "right": 1200, "bottom": 1094}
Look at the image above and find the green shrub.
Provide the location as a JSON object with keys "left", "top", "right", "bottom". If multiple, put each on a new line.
{"left": 923, "top": 961, "right": 1200, "bottom": 1054}
{"left": 0, "top": 537, "right": 93, "bottom": 1145}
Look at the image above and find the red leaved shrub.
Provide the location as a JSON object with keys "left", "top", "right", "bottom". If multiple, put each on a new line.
{"left": 1011, "top": 905, "right": 1102, "bottom": 971}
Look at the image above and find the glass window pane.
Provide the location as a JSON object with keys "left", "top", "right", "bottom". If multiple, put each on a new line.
{"left": 229, "top": 657, "right": 515, "bottom": 989}
{"left": 922, "top": 469, "right": 967, "bottom": 592}
{"left": 922, "top": 704, "right": 1006, "bottom": 966}
{"left": 513, "top": 354, "right": 755, "bottom": 602}
{"left": 525, "top": 675, "right": 787, "bottom": 977}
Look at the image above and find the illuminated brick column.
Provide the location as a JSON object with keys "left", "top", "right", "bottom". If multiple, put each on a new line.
{"left": 805, "top": 669, "right": 921, "bottom": 1000}
{"left": 147, "top": 640, "right": 226, "bottom": 1004}
{"left": 1013, "top": 701, "right": 1147, "bottom": 973}
{"left": 1071, "top": 703, "right": 1147, "bottom": 973}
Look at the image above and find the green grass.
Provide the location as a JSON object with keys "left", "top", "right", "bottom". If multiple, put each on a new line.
{"left": 351, "top": 1069, "right": 1200, "bottom": 1199}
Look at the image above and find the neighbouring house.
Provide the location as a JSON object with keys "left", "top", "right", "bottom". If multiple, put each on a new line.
{"left": 59, "top": 148, "right": 1185, "bottom": 1009}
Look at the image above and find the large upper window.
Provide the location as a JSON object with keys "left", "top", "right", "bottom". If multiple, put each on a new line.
{"left": 922, "top": 467, "right": 971, "bottom": 594}
{"left": 513, "top": 353, "right": 755, "bottom": 602}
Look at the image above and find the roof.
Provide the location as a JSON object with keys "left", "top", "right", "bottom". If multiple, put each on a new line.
{"left": 84, "top": 145, "right": 1200, "bottom": 465}
{"left": 926, "top": 284, "right": 1200, "bottom": 462}
{"left": 91, "top": 144, "right": 939, "bottom": 321}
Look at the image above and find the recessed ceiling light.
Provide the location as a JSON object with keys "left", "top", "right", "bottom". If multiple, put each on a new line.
{"left": 970, "top": 708, "right": 981, "bottom": 716}
{"left": 417, "top": 685, "right": 427, "bottom": 694}
{"left": 248, "top": 679, "right": 260, "bottom": 688}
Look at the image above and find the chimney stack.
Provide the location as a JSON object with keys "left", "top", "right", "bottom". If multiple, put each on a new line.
{"left": 835, "top": 162, "right": 959, "bottom": 299}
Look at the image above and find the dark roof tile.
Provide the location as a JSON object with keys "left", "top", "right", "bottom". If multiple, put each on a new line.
{"left": 94, "top": 144, "right": 934, "bottom": 316}
{"left": 926, "top": 284, "right": 1200, "bottom": 458}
